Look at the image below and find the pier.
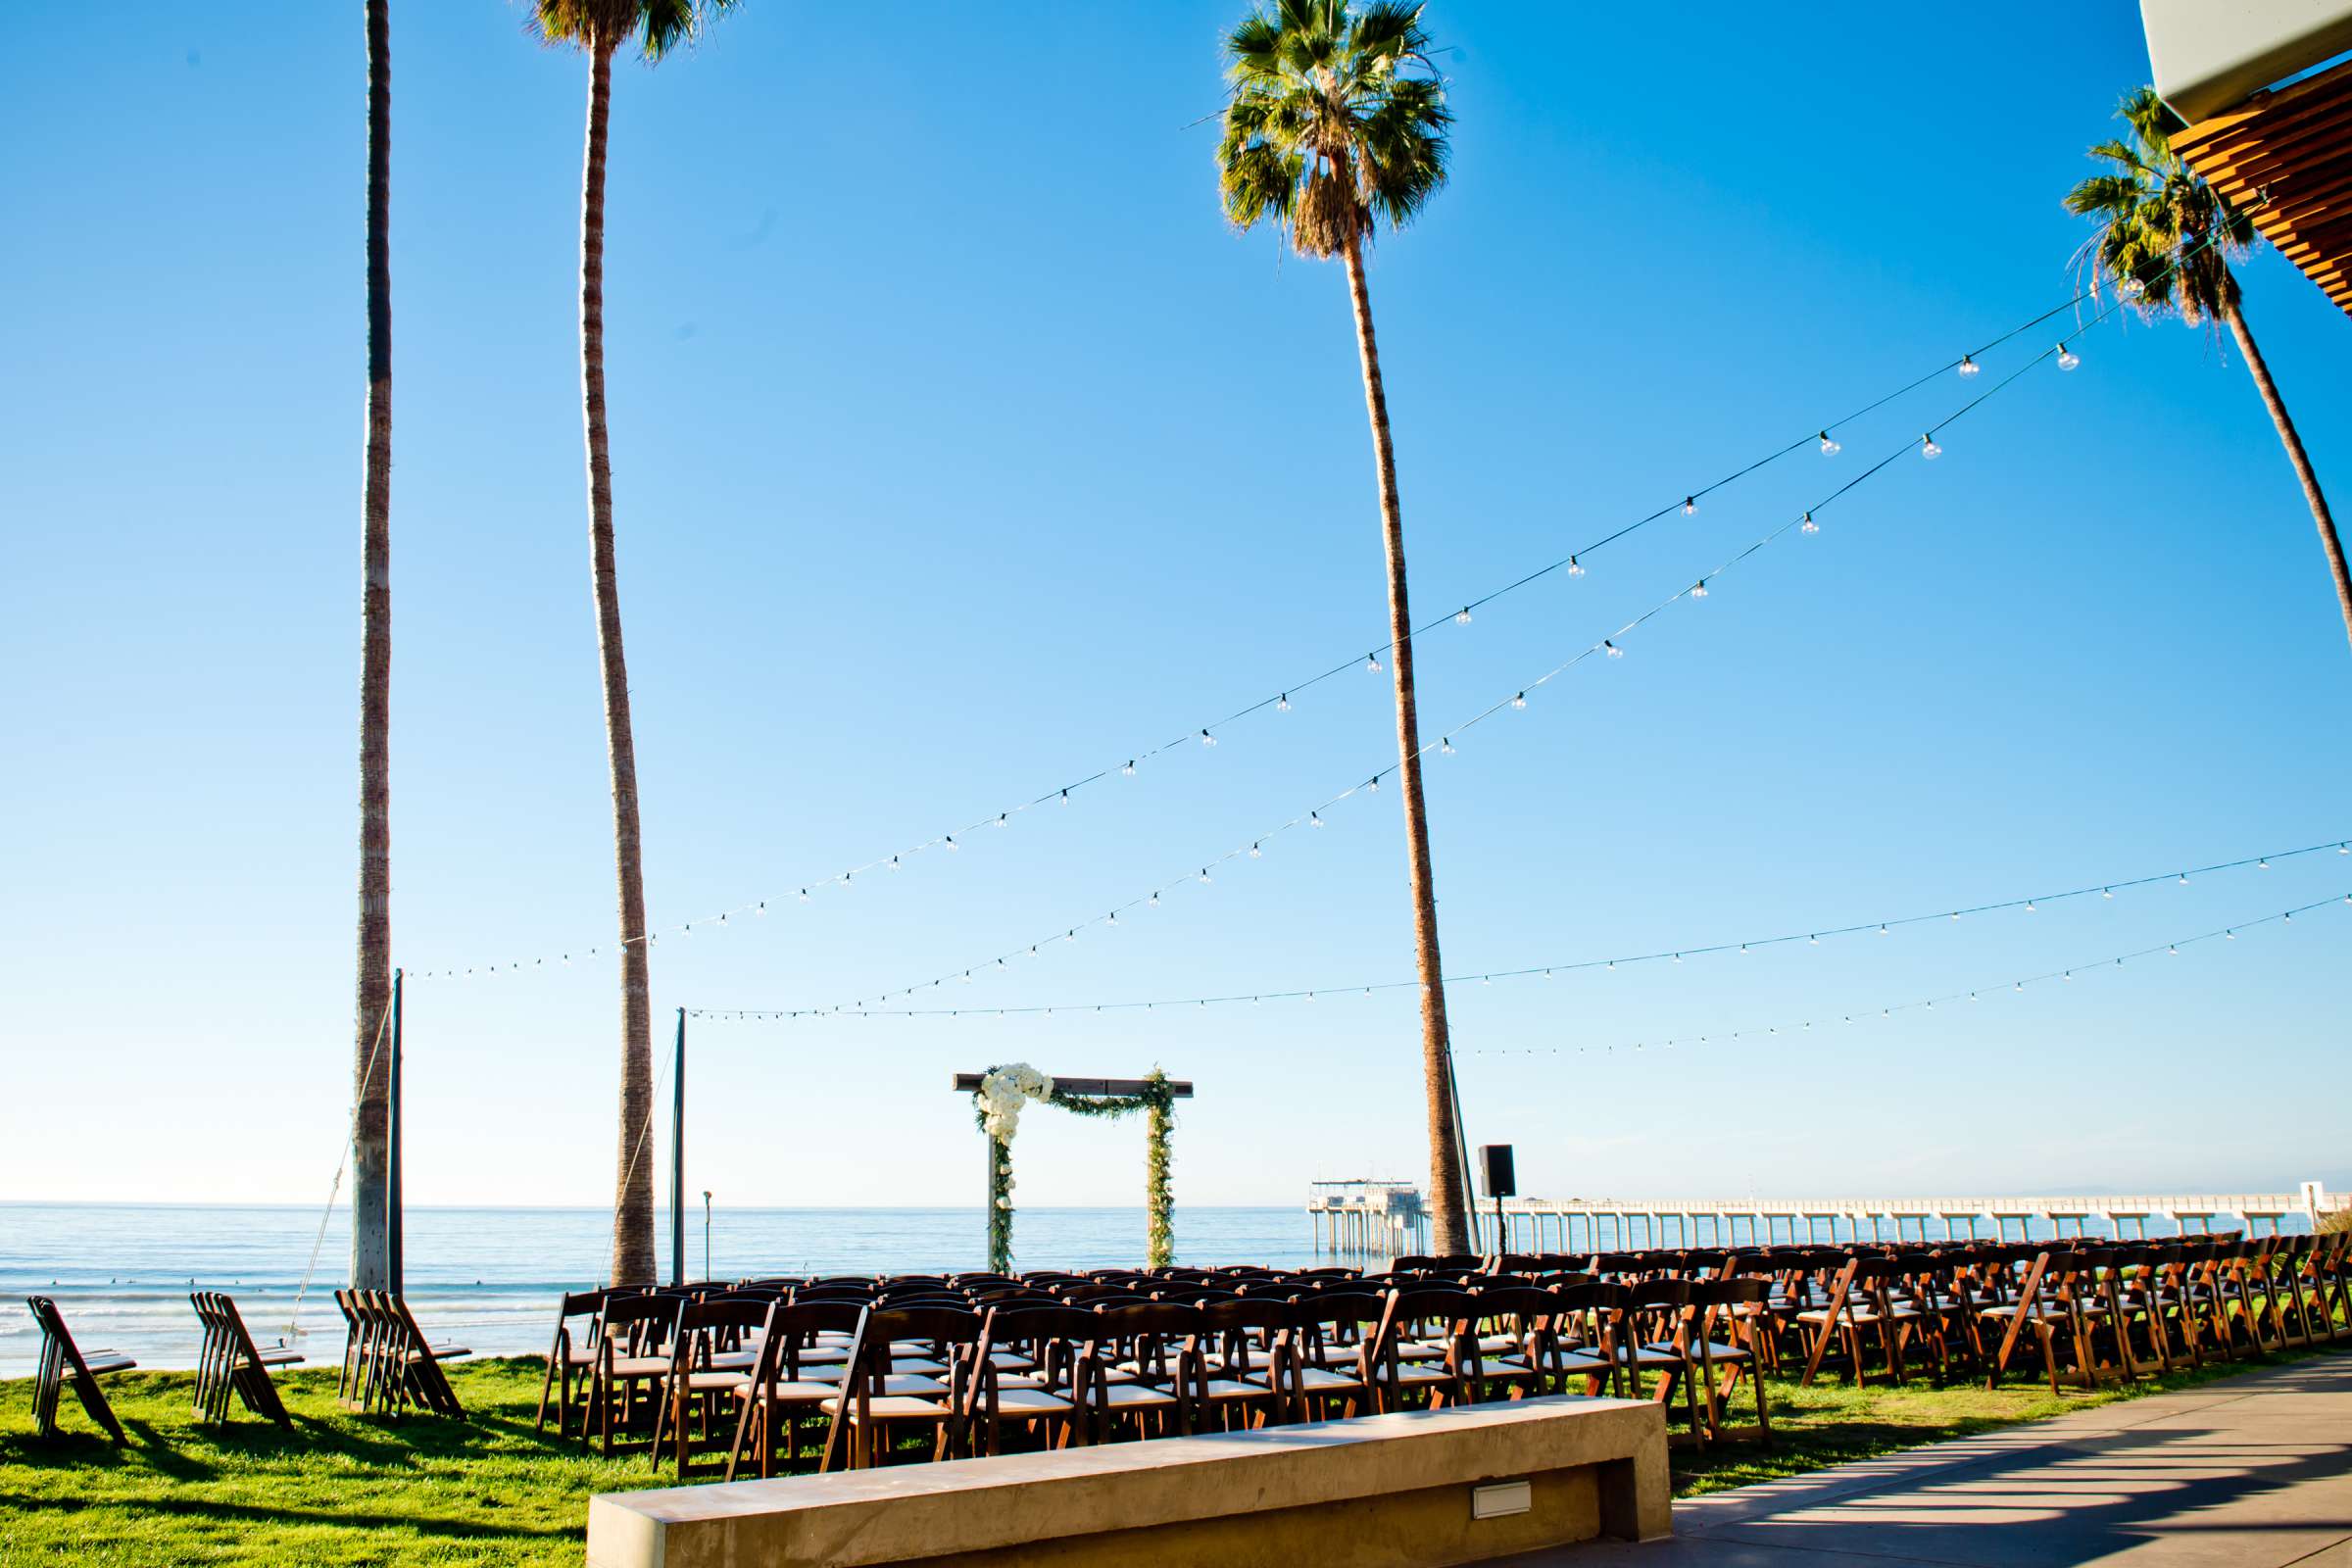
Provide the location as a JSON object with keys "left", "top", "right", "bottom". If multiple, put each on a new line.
{"left": 1305, "top": 1179, "right": 1431, "bottom": 1257}
{"left": 1310, "top": 1181, "right": 2347, "bottom": 1256}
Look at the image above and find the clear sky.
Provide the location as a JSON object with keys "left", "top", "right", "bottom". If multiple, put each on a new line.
{"left": 3, "top": 1, "right": 2347, "bottom": 1219}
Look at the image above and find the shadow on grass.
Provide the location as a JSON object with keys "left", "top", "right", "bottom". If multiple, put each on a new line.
{"left": 0, "top": 1489, "right": 581, "bottom": 1542}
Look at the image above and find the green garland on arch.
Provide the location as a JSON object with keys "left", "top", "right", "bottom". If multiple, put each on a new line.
{"left": 973, "top": 1067, "right": 1177, "bottom": 1273}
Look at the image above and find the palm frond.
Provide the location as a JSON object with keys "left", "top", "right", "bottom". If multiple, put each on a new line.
{"left": 1214, "top": 0, "right": 1450, "bottom": 257}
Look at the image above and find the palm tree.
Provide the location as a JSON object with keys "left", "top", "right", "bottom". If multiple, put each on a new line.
{"left": 1217, "top": 0, "right": 1471, "bottom": 1252}
{"left": 2067, "top": 87, "right": 2352, "bottom": 657}
{"left": 352, "top": 0, "right": 394, "bottom": 1294}
{"left": 530, "top": 0, "right": 736, "bottom": 1286}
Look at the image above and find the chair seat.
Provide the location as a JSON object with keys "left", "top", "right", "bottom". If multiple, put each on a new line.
{"left": 1796, "top": 1308, "right": 1880, "bottom": 1325}
{"left": 1681, "top": 1341, "right": 1754, "bottom": 1363}
{"left": 681, "top": 1370, "right": 750, "bottom": 1391}
{"left": 1292, "top": 1366, "right": 1367, "bottom": 1391}
{"left": 603, "top": 1355, "right": 670, "bottom": 1379}
{"left": 1102, "top": 1382, "right": 1178, "bottom": 1408}
{"left": 250, "top": 1348, "right": 305, "bottom": 1368}
{"left": 992, "top": 1388, "right": 1074, "bottom": 1415}
{"left": 425, "top": 1343, "right": 469, "bottom": 1360}
{"left": 1200, "top": 1378, "right": 1269, "bottom": 1400}
{"left": 820, "top": 1395, "right": 953, "bottom": 1420}
{"left": 1620, "top": 1346, "right": 1687, "bottom": 1368}
{"left": 79, "top": 1353, "right": 136, "bottom": 1375}
{"left": 707, "top": 1350, "right": 759, "bottom": 1372}
{"left": 733, "top": 1379, "right": 837, "bottom": 1403}
{"left": 1392, "top": 1364, "right": 1455, "bottom": 1387}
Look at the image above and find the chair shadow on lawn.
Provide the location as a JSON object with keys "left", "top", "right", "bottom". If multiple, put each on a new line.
{"left": 0, "top": 1488, "right": 582, "bottom": 1544}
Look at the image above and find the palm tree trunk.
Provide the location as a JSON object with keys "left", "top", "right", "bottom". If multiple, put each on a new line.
{"left": 1339, "top": 227, "right": 1471, "bottom": 1255}
{"left": 2221, "top": 298, "right": 2352, "bottom": 658}
{"left": 580, "top": 39, "right": 657, "bottom": 1287}
{"left": 351, "top": 0, "right": 394, "bottom": 1295}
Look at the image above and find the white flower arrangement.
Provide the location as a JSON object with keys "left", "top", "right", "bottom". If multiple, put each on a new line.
{"left": 977, "top": 1062, "right": 1055, "bottom": 1144}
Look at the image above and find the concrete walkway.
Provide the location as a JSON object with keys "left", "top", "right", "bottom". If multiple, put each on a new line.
{"left": 1498, "top": 1351, "right": 2352, "bottom": 1567}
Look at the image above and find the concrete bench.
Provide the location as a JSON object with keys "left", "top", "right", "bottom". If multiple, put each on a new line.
{"left": 587, "top": 1393, "right": 1669, "bottom": 1568}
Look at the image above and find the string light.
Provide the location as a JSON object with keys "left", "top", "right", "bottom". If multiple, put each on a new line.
{"left": 419, "top": 244, "right": 2207, "bottom": 986}
{"left": 2057, "top": 341, "right": 2081, "bottom": 370}
{"left": 1455, "top": 607, "right": 1472, "bottom": 624}
{"left": 1690, "top": 580, "right": 1708, "bottom": 599}
{"left": 1365, "top": 653, "right": 1381, "bottom": 674}
{"left": 1958, "top": 355, "right": 1981, "bottom": 377}
{"left": 1440, "top": 737, "right": 1455, "bottom": 755}
{"left": 1800, "top": 512, "right": 1818, "bottom": 534}
{"left": 1200, "top": 728, "right": 1216, "bottom": 747}
{"left": 1604, "top": 640, "right": 1623, "bottom": 659}
{"left": 702, "top": 893, "right": 2345, "bottom": 1025}
{"left": 1511, "top": 692, "right": 1527, "bottom": 709}
{"left": 1818, "top": 431, "right": 1839, "bottom": 456}
{"left": 1921, "top": 432, "right": 1941, "bottom": 459}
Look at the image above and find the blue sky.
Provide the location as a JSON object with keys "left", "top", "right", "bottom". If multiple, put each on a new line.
{"left": 2, "top": 2, "right": 2347, "bottom": 1217}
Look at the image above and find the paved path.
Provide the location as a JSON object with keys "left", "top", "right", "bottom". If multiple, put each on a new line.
{"left": 1499, "top": 1351, "right": 2352, "bottom": 1567}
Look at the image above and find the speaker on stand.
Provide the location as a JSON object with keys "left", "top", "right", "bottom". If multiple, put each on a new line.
{"left": 1479, "top": 1145, "right": 1515, "bottom": 1257}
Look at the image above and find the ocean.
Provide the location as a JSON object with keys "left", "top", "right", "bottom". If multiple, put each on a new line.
{"left": 0, "top": 1201, "right": 2308, "bottom": 1379}
{"left": 0, "top": 1203, "right": 1310, "bottom": 1378}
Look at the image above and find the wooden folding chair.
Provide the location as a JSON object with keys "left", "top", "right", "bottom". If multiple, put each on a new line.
{"left": 190, "top": 1292, "right": 302, "bottom": 1426}
{"left": 817, "top": 1304, "right": 990, "bottom": 1471}
{"left": 721, "top": 1299, "right": 866, "bottom": 1480}
{"left": 536, "top": 1287, "right": 623, "bottom": 1435}
{"left": 24, "top": 1297, "right": 134, "bottom": 1443}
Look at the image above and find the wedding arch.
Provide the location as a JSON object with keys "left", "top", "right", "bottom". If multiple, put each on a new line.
{"left": 956, "top": 1065, "right": 1193, "bottom": 1272}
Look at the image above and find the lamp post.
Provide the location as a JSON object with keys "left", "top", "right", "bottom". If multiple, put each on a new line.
{"left": 702, "top": 1191, "right": 712, "bottom": 1281}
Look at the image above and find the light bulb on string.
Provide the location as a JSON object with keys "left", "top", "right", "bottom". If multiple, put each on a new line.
{"left": 1365, "top": 653, "right": 1381, "bottom": 674}
{"left": 1818, "top": 430, "right": 1839, "bottom": 456}
{"left": 1440, "top": 736, "right": 1455, "bottom": 754}
{"left": 2258, "top": 858, "right": 2270, "bottom": 869}
{"left": 1957, "top": 354, "right": 1981, "bottom": 377}
{"left": 995, "top": 812, "right": 1008, "bottom": 828}
{"left": 1603, "top": 640, "right": 1623, "bottom": 659}
{"left": 1121, "top": 760, "right": 1135, "bottom": 777}
{"left": 1455, "top": 607, "right": 1472, "bottom": 624}
{"left": 1511, "top": 692, "right": 1527, "bottom": 710}
{"left": 1249, "top": 842, "right": 1262, "bottom": 858}
{"left": 1683, "top": 497, "right": 1696, "bottom": 515}
{"left": 1199, "top": 867, "right": 1211, "bottom": 884}
{"left": 1149, "top": 891, "right": 1159, "bottom": 906}
{"left": 1921, "top": 432, "right": 1941, "bottom": 459}
{"left": 799, "top": 888, "right": 810, "bottom": 903}
{"left": 756, "top": 902, "right": 766, "bottom": 916}
{"left": 1690, "top": 580, "right": 1708, "bottom": 599}
{"left": 2057, "top": 341, "right": 2081, "bottom": 370}
{"left": 1200, "top": 729, "right": 1215, "bottom": 747}
{"left": 945, "top": 836, "right": 958, "bottom": 851}
{"left": 1310, "top": 811, "right": 1324, "bottom": 828}
{"left": 1277, "top": 694, "right": 1291, "bottom": 712}
{"left": 1366, "top": 776, "right": 1381, "bottom": 793}
{"left": 1567, "top": 556, "right": 1585, "bottom": 577}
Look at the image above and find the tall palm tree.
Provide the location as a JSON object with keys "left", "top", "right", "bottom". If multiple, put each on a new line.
{"left": 352, "top": 0, "right": 394, "bottom": 1294}
{"left": 1217, "top": 0, "right": 1471, "bottom": 1251}
{"left": 530, "top": 0, "right": 735, "bottom": 1286}
{"left": 2067, "top": 86, "right": 2352, "bottom": 656}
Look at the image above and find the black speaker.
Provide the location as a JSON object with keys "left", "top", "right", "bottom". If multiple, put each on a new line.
{"left": 1479, "top": 1144, "right": 1516, "bottom": 1199}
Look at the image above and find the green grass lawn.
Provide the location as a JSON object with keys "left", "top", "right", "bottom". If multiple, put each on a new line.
{"left": 1, "top": 1348, "right": 2339, "bottom": 1565}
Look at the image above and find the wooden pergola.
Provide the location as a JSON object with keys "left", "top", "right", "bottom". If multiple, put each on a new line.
{"left": 2173, "top": 56, "right": 2352, "bottom": 318}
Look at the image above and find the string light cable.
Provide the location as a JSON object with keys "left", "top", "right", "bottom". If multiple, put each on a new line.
{"left": 683, "top": 837, "right": 2348, "bottom": 1020}
{"left": 765, "top": 316, "right": 2167, "bottom": 1015}
{"left": 402, "top": 251, "right": 2197, "bottom": 986}
{"left": 1457, "top": 892, "right": 2349, "bottom": 1056}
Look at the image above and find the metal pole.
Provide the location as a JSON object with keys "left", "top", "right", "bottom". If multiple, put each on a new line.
{"left": 386, "top": 967, "right": 403, "bottom": 1297}
{"left": 670, "top": 1008, "right": 686, "bottom": 1286}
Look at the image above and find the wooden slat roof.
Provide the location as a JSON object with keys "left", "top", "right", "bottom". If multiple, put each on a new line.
{"left": 2172, "top": 57, "right": 2352, "bottom": 318}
